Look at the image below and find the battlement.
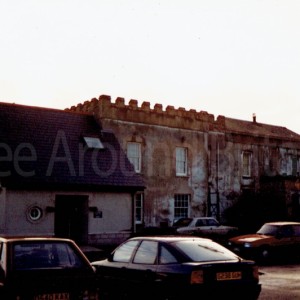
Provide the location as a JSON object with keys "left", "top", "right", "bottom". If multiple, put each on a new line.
{"left": 67, "top": 94, "right": 225, "bottom": 131}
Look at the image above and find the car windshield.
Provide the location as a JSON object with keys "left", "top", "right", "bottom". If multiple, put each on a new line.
{"left": 174, "top": 239, "right": 239, "bottom": 262}
{"left": 257, "top": 224, "right": 279, "bottom": 236}
{"left": 13, "top": 242, "right": 86, "bottom": 270}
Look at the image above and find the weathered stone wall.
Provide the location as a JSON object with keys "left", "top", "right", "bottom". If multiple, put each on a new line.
{"left": 68, "top": 95, "right": 300, "bottom": 225}
{"left": 69, "top": 94, "right": 218, "bottom": 131}
{"left": 69, "top": 95, "right": 224, "bottom": 225}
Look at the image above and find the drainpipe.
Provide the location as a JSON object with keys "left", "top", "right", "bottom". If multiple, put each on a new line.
{"left": 216, "top": 139, "right": 220, "bottom": 221}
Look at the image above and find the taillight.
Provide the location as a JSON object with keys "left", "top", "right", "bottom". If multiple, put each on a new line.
{"left": 252, "top": 265, "right": 259, "bottom": 281}
{"left": 191, "top": 270, "right": 204, "bottom": 284}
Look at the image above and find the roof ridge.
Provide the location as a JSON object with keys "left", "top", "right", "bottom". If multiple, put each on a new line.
{"left": 0, "top": 101, "right": 93, "bottom": 117}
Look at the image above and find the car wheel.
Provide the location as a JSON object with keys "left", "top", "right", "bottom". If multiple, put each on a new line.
{"left": 258, "top": 246, "right": 271, "bottom": 263}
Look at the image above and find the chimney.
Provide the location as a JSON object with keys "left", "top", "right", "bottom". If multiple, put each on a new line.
{"left": 252, "top": 113, "right": 256, "bottom": 123}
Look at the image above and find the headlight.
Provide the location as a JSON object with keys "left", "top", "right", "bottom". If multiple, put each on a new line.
{"left": 244, "top": 242, "right": 252, "bottom": 248}
{"left": 227, "top": 241, "right": 232, "bottom": 246}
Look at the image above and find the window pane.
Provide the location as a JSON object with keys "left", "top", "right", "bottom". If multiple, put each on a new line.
{"left": 176, "top": 147, "right": 187, "bottom": 175}
{"left": 175, "top": 240, "right": 237, "bottom": 262}
{"left": 135, "top": 193, "right": 143, "bottom": 224}
{"left": 13, "top": 242, "right": 85, "bottom": 270}
{"left": 113, "top": 240, "right": 139, "bottom": 262}
{"left": 159, "top": 246, "right": 178, "bottom": 264}
{"left": 174, "top": 194, "right": 190, "bottom": 219}
{"left": 127, "top": 142, "right": 141, "bottom": 172}
{"left": 133, "top": 241, "right": 158, "bottom": 264}
{"left": 242, "top": 152, "right": 251, "bottom": 176}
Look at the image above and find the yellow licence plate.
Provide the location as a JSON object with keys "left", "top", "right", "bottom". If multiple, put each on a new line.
{"left": 34, "top": 293, "right": 70, "bottom": 300}
{"left": 216, "top": 271, "right": 242, "bottom": 281}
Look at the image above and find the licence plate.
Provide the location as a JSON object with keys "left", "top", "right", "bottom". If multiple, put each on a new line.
{"left": 34, "top": 293, "right": 70, "bottom": 300}
{"left": 216, "top": 271, "right": 242, "bottom": 281}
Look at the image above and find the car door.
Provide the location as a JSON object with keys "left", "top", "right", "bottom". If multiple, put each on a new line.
{"left": 194, "top": 218, "right": 214, "bottom": 235}
{"left": 101, "top": 240, "right": 140, "bottom": 294}
{"left": 126, "top": 240, "right": 158, "bottom": 296}
{"left": 291, "top": 225, "right": 300, "bottom": 255}
{"left": 274, "top": 225, "right": 294, "bottom": 254}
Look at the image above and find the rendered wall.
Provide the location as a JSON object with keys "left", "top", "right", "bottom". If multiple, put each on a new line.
{"left": 1, "top": 189, "right": 132, "bottom": 246}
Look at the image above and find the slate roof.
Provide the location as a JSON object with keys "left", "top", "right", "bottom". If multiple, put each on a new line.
{"left": 0, "top": 102, "right": 145, "bottom": 191}
{"left": 223, "top": 117, "right": 300, "bottom": 141}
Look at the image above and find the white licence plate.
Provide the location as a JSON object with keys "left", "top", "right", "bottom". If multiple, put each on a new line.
{"left": 216, "top": 271, "right": 242, "bottom": 281}
{"left": 34, "top": 293, "right": 70, "bottom": 300}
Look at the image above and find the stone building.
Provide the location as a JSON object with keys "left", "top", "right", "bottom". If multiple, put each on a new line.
{"left": 69, "top": 95, "right": 300, "bottom": 231}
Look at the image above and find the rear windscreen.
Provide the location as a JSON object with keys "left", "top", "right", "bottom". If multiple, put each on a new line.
{"left": 175, "top": 239, "right": 239, "bottom": 262}
{"left": 13, "top": 242, "right": 86, "bottom": 270}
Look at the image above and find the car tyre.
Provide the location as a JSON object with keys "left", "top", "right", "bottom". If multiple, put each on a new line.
{"left": 257, "top": 246, "right": 271, "bottom": 264}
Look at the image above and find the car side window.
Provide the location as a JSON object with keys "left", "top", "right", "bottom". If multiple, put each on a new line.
{"left": 293, "top": 225, "right": 300, "bottom": 237}
{"left": 196, "top": 219, "right": 204, "bottom": 226}
{"left": 279, "top": 226, "right": 293, "bottom": 237}
{"left": 159, "top": 246, "right": 178, "bottom": 264}
{"left": 206, "top": 219, "right": 218, "bottom": 226}
{"left": 133, "top": 241, "right": 158, "bottom": 264}
{"left": 113, "top": 240, "right": 139, "bottom": 263}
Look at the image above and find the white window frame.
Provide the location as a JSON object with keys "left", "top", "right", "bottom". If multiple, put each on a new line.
{"left": 242, "top": 151, "right": 252, "bottom": 177}
{"left": 176, "top": 147, "right": 187, "bottom": 176}
{"left": 135, "top": 193, "right": 144, "bottom": 225}
{"left": 174, "top": 194, "right": 190, "bottom": 220}
{"left": 127, "top": 142, "right": 141, "bottom": 173}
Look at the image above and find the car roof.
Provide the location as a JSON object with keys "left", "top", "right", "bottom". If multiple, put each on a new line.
{"left": 0, "top": 236, "right": 75, "bottom": 243}
{"left": 263, "top": 221, "right": 300, "bottom": 226}
{"left": 128, "top": 236, "right": 211, "bottom": 243}
{"left": 193, "top": 217, "right": 216, "bottom": 219}
{"left": 177, "top": 217, "right": 216, "bottom": 220}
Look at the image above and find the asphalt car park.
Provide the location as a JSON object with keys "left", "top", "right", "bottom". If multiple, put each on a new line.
{"left": 258, "top": 262, "right": 300, "bottom": 299}
{"left": 92, "top": 236, "right": 261, "bottom": 300}
{"left": 0, "top": 236, "right": 98, "bottom": 299}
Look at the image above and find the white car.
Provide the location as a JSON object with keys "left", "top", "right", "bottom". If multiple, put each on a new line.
{"left": 175, "top": 217, "right": 239, "bottom": 239}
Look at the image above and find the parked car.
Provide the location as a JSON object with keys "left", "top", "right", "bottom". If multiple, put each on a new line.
{"left": 172, "top": 217, "right": 193, "bottom": 230}
{"left": 228, "top": 221, "right": 300, "bottom": 262}
{"left": 175, "top": 217, "right": 239, "bottom": 240}
{"left": 0, "top": 236, "right": 98, "bottom": 299}
{"left": 91, "top": 236, "right": 261, "bottom": 300}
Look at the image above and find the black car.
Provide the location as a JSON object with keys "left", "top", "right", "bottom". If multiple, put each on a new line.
{"left": 92, "top": 236, "right": 261, "bottom": 300}
{"left": 0, "top": 236, "right": 98, "bottom": 299}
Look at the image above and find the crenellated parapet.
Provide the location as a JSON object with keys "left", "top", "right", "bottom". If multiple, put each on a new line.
{"left": 67, "top": 94, "right": 219, "bottom": 131}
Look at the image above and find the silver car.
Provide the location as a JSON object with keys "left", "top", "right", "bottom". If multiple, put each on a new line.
{"left": 176, "top": 217, "right": 238, "bottom": 240}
